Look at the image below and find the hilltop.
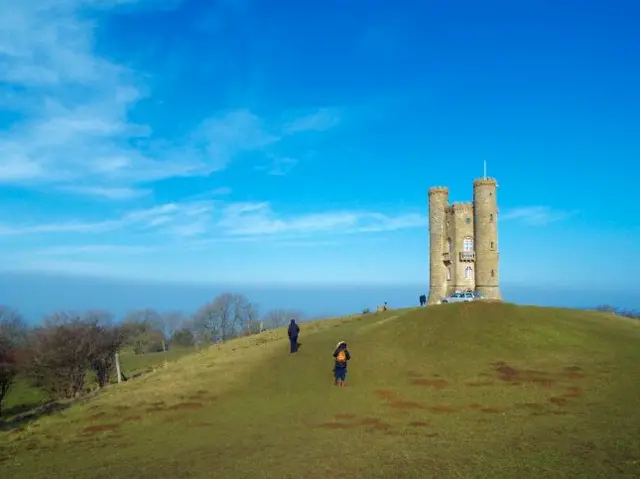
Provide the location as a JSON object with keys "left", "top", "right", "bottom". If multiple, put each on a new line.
{"left": 1, "top": 303, "right": 639, "bottom": 478}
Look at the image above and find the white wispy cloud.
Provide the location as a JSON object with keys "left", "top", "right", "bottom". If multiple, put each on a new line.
{"left": 283, "top": 108, "right": 340, "bottom": 134}
{"left": 0, "top": 199, "right": 427, "bottom": 242}
{"left": 255, "top": 156, "right": 299, "bottom": 176}
{"left": 211, "top": 187, "right": 233, "bottom": 196}
{"left": 58, "top": 185, "right": 152, "bottom": 200}
{"left": 0, "top": 1, "right": 339, "bottom": 197}
{"left": 34, "top": 244, "right": 157, "bottom": 256}
{"left": 500, "top": 206, "right": 576, "bottom": 226}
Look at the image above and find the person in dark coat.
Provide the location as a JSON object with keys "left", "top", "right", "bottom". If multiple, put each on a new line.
{"left": 332, "top": 341, "right": 351, "bottom": 387}
{"left": 287, "top": 319, "right": 300, "bottom": 354}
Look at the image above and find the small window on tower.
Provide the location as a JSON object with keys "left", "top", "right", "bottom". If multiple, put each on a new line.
{"left": 491, "top": 270, "right": 495, "bottom": 277}
{"left": 465, "top": 217, "right": 471, "bottom": 224}
{"left": 464, "top": 266, "right": 473, "bottom": 280}
{"left": 490, "top": 241, "right": 495, "bottom": 250}
{"left": 463, "top": 237, "right": 473, "bottom": 252}
{"left": 489, "top": 214, "right": 493, "bottom": 222}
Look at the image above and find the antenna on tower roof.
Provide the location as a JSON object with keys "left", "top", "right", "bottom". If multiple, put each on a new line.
{"left": 483, "top": 159, "right": 487, "bottom": 179}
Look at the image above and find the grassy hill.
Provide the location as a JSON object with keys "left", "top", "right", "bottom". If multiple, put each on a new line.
{"left": 1, "top": 302, "right": 639, "bottom": 478}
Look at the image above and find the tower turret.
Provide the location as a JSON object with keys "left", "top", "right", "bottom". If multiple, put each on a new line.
{"left": 427, "top": 187, "right": 449, "bottom": 305}
{"left": 472, "top": 178, "right": 501, "bottom": 300}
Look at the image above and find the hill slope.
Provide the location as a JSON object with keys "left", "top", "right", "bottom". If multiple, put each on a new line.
{"left": 2, "top": 303, "right": 639, "bottom": 478}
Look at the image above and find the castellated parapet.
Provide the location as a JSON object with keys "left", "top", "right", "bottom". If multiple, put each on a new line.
{"left": 427, "top": 178, "right": 502, "bottom": 304}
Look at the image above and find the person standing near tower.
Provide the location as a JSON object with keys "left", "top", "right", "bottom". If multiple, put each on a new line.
{"left": 287, "top": 319, "right": 300, "bottom": 354}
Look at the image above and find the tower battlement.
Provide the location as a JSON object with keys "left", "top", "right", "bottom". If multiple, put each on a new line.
{"left": 427, "top": 178, "right": 502, "bottom": 305}
{"left": 473, "top": 178, "right": 498, "bottom": 186}
{"left": 428, "top": 187, "right": 449, "bottom": 195}
{"left": 450, "top": 202, "right": 473, "bottom": 211}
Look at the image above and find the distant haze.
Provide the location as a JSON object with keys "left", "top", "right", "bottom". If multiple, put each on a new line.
{"left": 0, "top": 272, "right": 636, "bottom": 324}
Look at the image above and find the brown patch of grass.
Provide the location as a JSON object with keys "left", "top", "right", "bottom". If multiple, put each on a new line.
{"left": 388, "top": 400, "right": 426, "bottom": 410}
{"left": 493, "top": 362, "right": 557, "bottom": 386}
{"left": 87, "top": 412, "right": 108, "bottom": 420}
{"left": 187, "top": 390, "right": 210, "bottom": 400}
{"left": 480, "top": 407, "right": 506, "bottom": 413}
{"left": 368, "top": 422, "right": 392, "bottom": 431}
{"left": 167, "top": 402, "right": 203, "bottom": 411}
{"left": 408, "top": 420, "right": 430, "bottom": 427}
{"left": 123, "top": 415, "right": 142, "bottom": 421}
{"left": 411, "top": 378, "right": 449, "bottom": 389}
{"left": 373, "top": 389, "right": 395, "bottom": 399}
{"left": 333, "top": 413, "right": 356, "bottom": 420}
{"left": 360, "top": 417, "right": 383, "bottom": 426}
{"left": 424, "top": 432, "right": 439, "bottom": 438}
{"left": 563, "top": 386, "right": 583, "bottom": 397}
{"left": 549, "top": 397, "right": 568, "bottom": 406}
{"left": 318, "top": 422, "right": 355, "bottom": 429}
{"left": 532, "top": 410, "right": 569, "bottom": 417}
{"left": 80, "top": 424, "right": 120, "bottom": 436}
{"left": 427, "top": 405, "right": 457, "bottom": 413}
{"left": 145, "top": 406, "right": 165, "bottom": 413}
{"left": 468, "top": 403, "right": 482, "bottom": 410}
{"left": 162, "top": 416, "right": 182, "bottom": 423}
{"left": 466, "top": 380, "right": 494, "bottom": 387}
{"left": 518, "top": 403, "right": 545, "bottom": 410}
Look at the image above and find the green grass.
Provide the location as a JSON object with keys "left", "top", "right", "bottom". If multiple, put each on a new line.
{"left": 1, "top": 303, "right": 640, "bottom": 478}
{"left": 2, "top": 346, "right": 196, "bottom": 416}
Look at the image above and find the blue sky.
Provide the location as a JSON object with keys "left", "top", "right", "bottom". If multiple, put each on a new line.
{"left": 0, "top": 0, "right": 638, "bottom": 317}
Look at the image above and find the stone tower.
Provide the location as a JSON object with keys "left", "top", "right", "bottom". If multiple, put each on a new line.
{"left": 427, "top": 177, "right": 501, "bottom": 304}
{"left": 473, "top": 178, "right": 501, "bottom": 300}
{"left": 427, "top": 186, "right": 449, "bottom": 305}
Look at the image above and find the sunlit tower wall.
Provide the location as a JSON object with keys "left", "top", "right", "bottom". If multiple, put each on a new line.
{"left": 448, "top": 202, "right": 475, "bottom": 295}
{"left": 472, "top": 178, "right": 502, "bottom": 300}
{"left": 427, "top": 187, "right": 449, "bottom": 305}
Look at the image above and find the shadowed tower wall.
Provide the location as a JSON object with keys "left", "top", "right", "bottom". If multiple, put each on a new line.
{"left": 427, "top": 187, "right": 448, "bottom": 305}
{"left": 445, "top": 202, "right": 475, "bottom": 295}
{"left": 473, "top": 178, "right": 501, "bottom": 300}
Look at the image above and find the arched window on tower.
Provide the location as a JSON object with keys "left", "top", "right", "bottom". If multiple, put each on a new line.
{"left": 463, "top": 237, "right": 473, "bottom": 252}
{"left": 447, "top": 237, "right": 452, "bottom": 252}
{"left": 464, "top": 266, "right": 473, "bottom": 280}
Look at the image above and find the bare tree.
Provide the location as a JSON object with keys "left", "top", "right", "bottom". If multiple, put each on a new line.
{"left": 0, "top": 306, "right": 27, "bottom": 417}
{"left": 191, "top": 301, "right": 222, "bottom": 345}
{"left": 121, "top": 308, "right": 165, "bottom": 354}
{"left": 264, "top": 308, "right": 304, "bottom": 330}
{"left": 23, "top": 311, "right": 124, "bottom": 399}
{"left": 191, "top": 293, "right": 260, "bottom": 343}
{"left": 264, "top": 309, "right": 287, "bottom": 330}
{"left": 245, "top": 302, "right": 261, "bottom": 335}
{"left": 25, "top": 315, "right": 97, "bottom": 399}
{"left": 161, "top": 311, "right": 186, "bottom": 347}
{"left": 213, "top": 293, "right": 235, "bottom": 340}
